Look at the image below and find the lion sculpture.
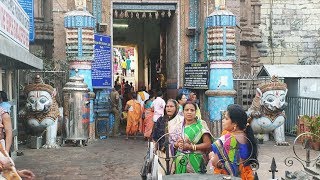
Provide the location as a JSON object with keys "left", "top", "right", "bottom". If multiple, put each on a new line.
{"left": 247, "top": 76, "right": 289, "bottom": 145}
{"left": 20, "top": 75, "right": 60, "bottom": 148}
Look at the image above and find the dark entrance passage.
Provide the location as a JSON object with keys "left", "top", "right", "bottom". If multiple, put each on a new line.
{"left": 112, "top": 3, "right": 178, "bottom": 96}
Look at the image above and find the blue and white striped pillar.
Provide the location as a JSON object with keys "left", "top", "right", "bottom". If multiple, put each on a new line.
{"left": 204, "top": 8, "right": 237, "bottom": 137}
{"left": 64, "top": 10, "right": 96, "bottom": 140}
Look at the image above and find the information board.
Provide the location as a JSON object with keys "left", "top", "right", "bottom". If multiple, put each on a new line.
{"left": 18, "top": 0, "right": 35, "bottom": 42}
{"left": 92, "top": 34, "right": 112, "bottom": 88}
{"left": 184, "top": 62, "right": 209, "bottom": 89}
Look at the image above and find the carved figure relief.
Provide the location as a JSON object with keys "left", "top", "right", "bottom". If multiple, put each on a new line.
{"left": 247, "top": 76, "right": 289, "bottom": 145}
{"left": 20, "top": 75, "right": 60, "bottom": 148}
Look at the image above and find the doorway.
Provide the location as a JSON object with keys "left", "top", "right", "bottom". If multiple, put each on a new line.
{"left": 112, "top": 2, "right": 179, "bottom": 97}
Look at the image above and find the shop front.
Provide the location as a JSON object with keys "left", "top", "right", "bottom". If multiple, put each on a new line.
{"left": 0, "top": 0, "right": 43, "bottom": 156}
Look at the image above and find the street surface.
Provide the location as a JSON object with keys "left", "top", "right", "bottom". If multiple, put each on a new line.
{"left": 15, "top": 136, "right": 317, "bottom": 180}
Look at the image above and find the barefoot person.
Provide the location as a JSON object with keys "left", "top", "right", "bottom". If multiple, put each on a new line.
{"left": 124, "top": 93, "right": 142, "bottom": 139}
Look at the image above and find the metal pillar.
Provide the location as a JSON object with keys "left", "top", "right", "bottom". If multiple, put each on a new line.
{"left": 64, "top": 2, "right": 96, "bottom": 140}
{"left": 204, "top": 4, "right": 237, "bottom": 137}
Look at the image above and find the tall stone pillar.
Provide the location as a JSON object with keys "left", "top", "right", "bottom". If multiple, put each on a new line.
{"left": 64, "top": 1, "right": 96, "bottom": 140}
{"left": 204, "top": 4, "right": 237, "bottom": 137}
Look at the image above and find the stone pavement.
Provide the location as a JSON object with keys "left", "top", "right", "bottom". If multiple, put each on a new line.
{"left": 14, "top": 136, "right": 318, "bottom": 180}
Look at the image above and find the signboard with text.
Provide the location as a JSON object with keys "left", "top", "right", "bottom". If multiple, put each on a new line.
{"left": 0, "top": 0, "right": 29, "bottom": 49}
{"left": 92, "top": 34, "right": 112, "bottom": 88}
{"left": 184, "top": 62, "right": 209, "bottom": 89}
{"left": 18, "top": 0, "right": 35, "bottom": 42}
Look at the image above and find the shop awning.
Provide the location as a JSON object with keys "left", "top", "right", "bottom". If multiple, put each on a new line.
{"left": 0, "top": 35, "right": 43, "bottom": 69}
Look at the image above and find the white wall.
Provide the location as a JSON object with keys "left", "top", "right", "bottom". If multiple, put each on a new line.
{"left": 299, "top": 78, "right": 320, "bottom": 98}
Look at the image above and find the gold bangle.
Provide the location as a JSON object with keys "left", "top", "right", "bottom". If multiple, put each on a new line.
{"left": 192, "top": 144, "right": 196, "bottom": 151}
{"left": 194, "top": 144, "right": 197, "bottom": 151}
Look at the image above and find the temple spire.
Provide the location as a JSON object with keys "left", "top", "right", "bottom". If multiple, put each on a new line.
{"left": 75, "top": 0, "right": 86, "bottom": 10}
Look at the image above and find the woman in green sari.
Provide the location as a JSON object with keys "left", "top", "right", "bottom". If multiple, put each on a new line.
{"left": 174, "top": 101, "right": 212, "bottom": 174}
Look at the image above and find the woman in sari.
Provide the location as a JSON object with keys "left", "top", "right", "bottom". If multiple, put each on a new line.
{"left": 209, "top": 104, "right": 258, "bottom": 180}
{"left": 124, "top": 92, "right": 142, "bottom": 140}
{"left": 143, "top": 95, "right": 155, "bottom": 139}
{"left": 174, "top": 101, "right": 212, "bottom": 174}
{"left": 152, "top": 99, "right": 183, "bottom": 175}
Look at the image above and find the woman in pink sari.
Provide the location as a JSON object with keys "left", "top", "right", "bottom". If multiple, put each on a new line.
{"left": 143, "top": 95, "right": 155, "bottom": 139}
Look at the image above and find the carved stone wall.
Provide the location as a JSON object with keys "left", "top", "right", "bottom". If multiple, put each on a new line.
{"left": 51, "top": 0, "right": 263, "bottom": 83}
{"left": 259, "top": 0, "right": 320, "bottom": 65}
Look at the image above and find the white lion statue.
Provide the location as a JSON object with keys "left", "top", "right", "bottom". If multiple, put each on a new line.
{"left": 247, "top": 76, "right": 289, "bottom": 145}
{"left": 20, "top": 75, "right": 60, "bottom": 148}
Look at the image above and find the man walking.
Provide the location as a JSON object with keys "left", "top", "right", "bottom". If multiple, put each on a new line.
{"left": 110, "top": 87, "right": 121, "bottom": 137}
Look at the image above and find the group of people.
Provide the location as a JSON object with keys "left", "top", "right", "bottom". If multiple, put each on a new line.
{"left": 113, "top": 48, "right": 135, "bottom": 77}
{"left": 151, "top": 97, "right": 258, "bottom": 179}
{"left": 0, "top": 91, "right": 35, "bottom": 179}
{"left": 120, "top": 56, "right": 135, "bottom": 77}
{"left": 110, "top": 85, "right": 258, "bottom": 179}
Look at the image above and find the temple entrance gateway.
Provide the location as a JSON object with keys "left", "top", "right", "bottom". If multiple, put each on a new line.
{"left": 112, "top": 2, "right": 179, "bottom": 96}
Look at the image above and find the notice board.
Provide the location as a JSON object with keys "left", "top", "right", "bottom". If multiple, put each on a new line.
{"left": 92, "top": 34, "right": 112, "bottom": 88}
{"left": 18, "top": 0, "right": 35, "bottom": 42}
{"left": 184, "top": 62, "right": 209, "bottom": 89}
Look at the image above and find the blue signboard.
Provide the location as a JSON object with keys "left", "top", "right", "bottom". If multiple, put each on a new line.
{"left": 18, "top": 0, "right": 35, "bottom": 42}
{"left": 92, "top": 34, "right": 112, "bottom": 88}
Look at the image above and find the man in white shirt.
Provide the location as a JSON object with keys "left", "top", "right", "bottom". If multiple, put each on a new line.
{"left": 151, "top": 91, "right": 166, "bottom": 122}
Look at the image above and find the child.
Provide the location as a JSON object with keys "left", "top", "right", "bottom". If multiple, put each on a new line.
{"left": 209, "top": 104, "right": 258, "bottom": 179}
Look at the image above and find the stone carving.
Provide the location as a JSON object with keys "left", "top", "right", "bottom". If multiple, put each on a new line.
{"left": 20, "top": 75, "right": 60, "bottom": 148}
{"left": 247, "top": 76, "right": 289, "bottom": 145}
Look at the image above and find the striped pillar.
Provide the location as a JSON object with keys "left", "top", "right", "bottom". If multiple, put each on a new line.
{"left": 64, "top": 10, "right": 96, "bottom": 140}
{"left": 204, "top": 9, "right": 237, "bottom": 137}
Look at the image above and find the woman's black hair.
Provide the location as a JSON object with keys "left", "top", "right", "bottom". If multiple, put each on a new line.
{"left": 227, "top": 104, "right": 258, "bottom": 163}
{"left": 176, "top": 93, "right": 184, "bottom": 102}
{"left": 0, "top": 91, "right": 8, "bottom": 102}
{"left": 131, "top": 92, "right": 137, "bottom": 99}
{"left": 182, "top": 101, "right": 198, "bottom": 111}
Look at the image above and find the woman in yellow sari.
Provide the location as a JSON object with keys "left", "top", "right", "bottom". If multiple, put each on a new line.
{"left": 124, "top": 93, "right": 142, "bottom": 140}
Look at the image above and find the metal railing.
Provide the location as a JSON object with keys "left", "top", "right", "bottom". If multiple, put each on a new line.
{"left": 285, "top": 96, "right": 320, "bottom": 136}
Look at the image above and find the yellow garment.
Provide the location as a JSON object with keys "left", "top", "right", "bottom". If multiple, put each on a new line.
{"left": 121, "top": 61, "right": 127, "bottom": 69}
{"left": 126, "top": 100, "right": 142, "bottom": 135}
{"left": 138, "top": 91, "right": 145, "bottom": 101}
{"left": 196, "top": 104, "right": 201, "bottom": 119}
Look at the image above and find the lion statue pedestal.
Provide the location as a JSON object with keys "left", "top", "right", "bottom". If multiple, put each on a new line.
{"left": 20, "top": 75, "right": 60, "bottom": 149}
{"left": 247, "top": 76, "right": 289, "bottom": 146}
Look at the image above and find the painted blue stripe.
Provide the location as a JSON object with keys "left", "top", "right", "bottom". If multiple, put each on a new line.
{"left": 78, "top": 28, "right": 83, "bottom": 57}
{"left": 223, "top": 27, "right": 227, "bottom": 57}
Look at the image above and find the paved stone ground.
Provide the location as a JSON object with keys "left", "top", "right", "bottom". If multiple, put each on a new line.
{"left": 14, "top": 136, "right": 318, "bottom": 180}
